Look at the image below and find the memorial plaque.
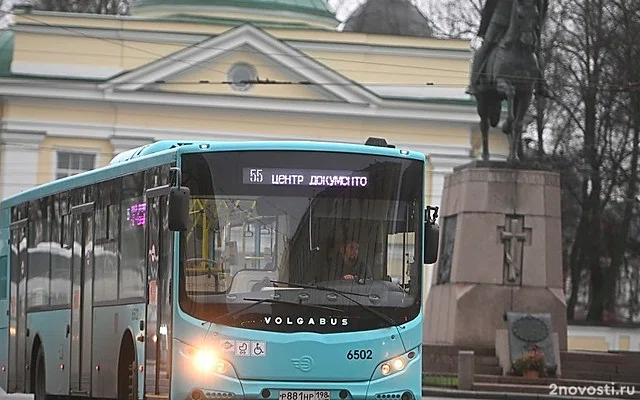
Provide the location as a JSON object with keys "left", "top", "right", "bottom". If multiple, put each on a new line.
{"left": 436, "top": 215, "right": 456, "bottom": 284}
{"left": 506, "top": 311, "right": 557, "bottom": 375}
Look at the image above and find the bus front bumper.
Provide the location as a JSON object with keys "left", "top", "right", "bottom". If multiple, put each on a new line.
{"left": 177, "top": 365, "right": 421, "bottom": 400}
{"left": 182, "top": 383, "right": 419, "bottom": 400}
{"left": 173, "top": 340, "right": 421, "bottom": 400}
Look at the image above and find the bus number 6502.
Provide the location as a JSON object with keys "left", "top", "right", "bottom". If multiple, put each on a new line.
{"left": 346, "top": 349, "right": 372, "bottom": 360}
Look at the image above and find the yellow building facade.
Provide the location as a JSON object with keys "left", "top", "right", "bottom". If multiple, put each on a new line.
{"left": 0, "top": 0, "right": 631, "bottom": 353}
{"left": 0, "top": 1, "right": 506, "bottom": 203}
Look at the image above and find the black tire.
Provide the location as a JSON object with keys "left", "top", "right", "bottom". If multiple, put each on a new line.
{"left": 118, "top": 337, "right": 138, "bottom": 400}
{"left": 33, "top": 346, "right": 48, "bottom": 400}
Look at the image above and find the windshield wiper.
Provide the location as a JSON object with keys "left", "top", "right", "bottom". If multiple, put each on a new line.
{"left": 271, "top": 280, "right": 369, "bottom": 297}
{"left": 242, "top": 297, "right": 344, "bottom": 313}
{"left": 211, "top": 297, "right": 271, "bottom": 323}
{"left": 211, "top": 296, "right": 344, "bottom": 324}
{"left": 270, "top": 280, "right": 397, "bottom": 327}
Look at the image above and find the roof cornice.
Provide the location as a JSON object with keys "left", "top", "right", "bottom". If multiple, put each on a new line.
{"left": 11, "top": 21, "right": 471, "bottom": 59}
{"left": 0, "top": 78, "right": 481, "bottom": 123}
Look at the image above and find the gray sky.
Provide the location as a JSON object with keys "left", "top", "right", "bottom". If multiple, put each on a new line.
{"left": 328, "top": 0, "right": 435, "bottom": 23}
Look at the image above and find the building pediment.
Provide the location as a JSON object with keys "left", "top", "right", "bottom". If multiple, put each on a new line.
{"left": 100, "top": 23, "right": 379, "bottom": 104}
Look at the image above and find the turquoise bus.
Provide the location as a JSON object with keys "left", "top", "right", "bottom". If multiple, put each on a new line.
{"left": 0, "top": 137, "right": 439, "bottom": 400}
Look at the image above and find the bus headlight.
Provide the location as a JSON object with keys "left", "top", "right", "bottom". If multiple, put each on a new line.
{"left": 180, "top": 344, "right": 235, "bottom": 377}
{"left": 194, "top": 350, "right": 218, "bottom": 373}
{"left": 193, "top": 350, "right": 230, "bottom": 375}
{"left": 374, "top": 348, "right": 417, "bottom": 379}
{"left": 380, "top": 357, "right": 404, "bottom": 375}
{"left": 392, "top": 358, "right": 405, "bottom": 371}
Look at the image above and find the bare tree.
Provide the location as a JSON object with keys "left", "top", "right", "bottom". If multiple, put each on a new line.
{"left": 419, "top": 0, "right": 481, "bottom": 39}
{"left": 0, "top": 0, "right": 11, "bottom": 29}
{"left": 538, "top": 0, "right": 640, "bottom": 322}
{"left": 429, "top": 0, "right": 640, "bottom": 323}
{"left": 597, "top": 0, "right": 640, "bottom": 320}
{"left": 32, "top": 0, "right": 132, "bottom": 14}
{"left": 416, "top": 0, "right": 481, "bottom": 40}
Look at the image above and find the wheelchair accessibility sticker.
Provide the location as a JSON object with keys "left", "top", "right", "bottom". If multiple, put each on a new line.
{"left": 218, "top": 339, "right": 267, "bottom": 357}
{"left": 251, "top": 341, "right": 266, "bottom": 356}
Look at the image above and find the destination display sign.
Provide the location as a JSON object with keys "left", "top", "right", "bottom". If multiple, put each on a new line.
{"left": 242, "top": 168, "right": 369, "bottom": 187}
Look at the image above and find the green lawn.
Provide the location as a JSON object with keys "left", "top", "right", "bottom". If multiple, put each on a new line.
{"left": 422, "top": 374, "right": 458, "bottom": 387}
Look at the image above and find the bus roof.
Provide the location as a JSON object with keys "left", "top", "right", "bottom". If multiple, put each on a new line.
{"left": 1, "top": 138, "right": 426, "bottom": 208}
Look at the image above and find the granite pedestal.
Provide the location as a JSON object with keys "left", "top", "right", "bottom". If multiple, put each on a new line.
{"left": 423, "top": 161, "right": 568, "bottom": 352}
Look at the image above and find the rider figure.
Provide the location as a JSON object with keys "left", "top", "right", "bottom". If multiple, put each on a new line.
{"left": 466, "top": 0, "right": 549, "bottom": 98}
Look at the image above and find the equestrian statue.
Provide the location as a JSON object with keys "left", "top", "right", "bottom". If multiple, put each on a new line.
{"left": 466, "top": 0, "right": 549, "bottom": 162}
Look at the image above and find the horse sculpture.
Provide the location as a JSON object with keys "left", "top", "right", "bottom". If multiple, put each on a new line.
{"left": 475, "top": 0, "right": 542, "bottom": 162}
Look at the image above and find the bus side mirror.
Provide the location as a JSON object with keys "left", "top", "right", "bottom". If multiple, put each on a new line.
{"left": 168, "top": 186, "right": 190, "bottom": 232}
{"left": 424, "top": 223, "right": 439, "bottom": 264}
{"left": 423, "top": 206, "right": 439, "bottom": 264}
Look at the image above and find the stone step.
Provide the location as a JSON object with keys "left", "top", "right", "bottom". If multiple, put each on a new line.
{"left": 425, "top": 373, "right": 640, "bottom": 387}
{"left": 422, "top": 386, "right": 614, "bottom": 400}
{"left": 560, "top": 350, "right": 640, "bottom": 383}
{"left": 562, "top": 365, "right": 639, "bottom": 381}
{"left": 422, "top": 344, "right": 496, "bottom": 357}
{"left": 561, "top": 360, "right": 638, "bottom": 379}
{"left": 562, "top": 370, "right": 640, "bottom": 383}
{"left": 423, "top": 357, "right": 502, "bottom": 375}
{"left": 560, "top": 351, "right": 625, "bottom": 364}
{"left": 608, "top": 350, "right": 640, "bottom": 362}
{"left": 422, "top": 352, "right": 500, "bottom": 361}
{"left": 472, "top": 382, "right": 554, "bottom": 395}
{"left": 474, "top": 374, "right": 640, "bottom": 388}
{"left": 423, "top": 365, "right": 502, "bottom": 375}
{"left": 474, "top": 382, "right": 640, "bottom": 399}
{"left": 561, "top": 361, "right": 622, "bottom": 374}
{"left": 422, "top": 355, "right": 500, "bottom": 367}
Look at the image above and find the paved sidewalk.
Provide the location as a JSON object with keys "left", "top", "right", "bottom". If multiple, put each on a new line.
{"left": 423, "top": 386, "right": 635, "bottom": 400}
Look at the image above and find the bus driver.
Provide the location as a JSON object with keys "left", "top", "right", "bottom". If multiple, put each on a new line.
{"left": 330, "top": 239, "right": 372, "bottom": 282}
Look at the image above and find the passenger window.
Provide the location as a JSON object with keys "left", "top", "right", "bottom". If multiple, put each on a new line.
{"left": 0, "top": 256, "right": 7, "bottom": 300}
{"left": 119, "top": 172, "right": 146, "bottom": 300}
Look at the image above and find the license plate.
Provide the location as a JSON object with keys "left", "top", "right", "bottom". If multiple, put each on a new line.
{"left": 278, "top": 391, "right": 330, "bottom": 400}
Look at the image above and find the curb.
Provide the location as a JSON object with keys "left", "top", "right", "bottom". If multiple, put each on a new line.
{"left": 421, "top": 386, "right": 630, "bottom": 400}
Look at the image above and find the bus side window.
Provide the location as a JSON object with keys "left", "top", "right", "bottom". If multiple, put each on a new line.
{"left": 27, "top": 199, "right": 50, "bottom": 309}
{"left": 119, "top": 172, "right": 146, "bottom": 301}
{"left": 94, "top": 205, "right": 118, "bottom": 304}
{"left": 51, "top": 195, "right": 72, "bottom": 308}
{"left": 0, "top": 256, "right": 7, "bottom": 300}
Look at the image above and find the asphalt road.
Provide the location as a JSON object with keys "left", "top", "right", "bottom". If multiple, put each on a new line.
{"left": 0, "top": 393, "right": 31, "bottom": 400}
{"left": 0, "top": 394, "right": 480, "bottom": 400}
{"left": 0, "top": 396, "right": 631, "bottom": 400}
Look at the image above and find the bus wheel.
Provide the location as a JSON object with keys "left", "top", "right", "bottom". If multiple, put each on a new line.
{"left": 34, "top": 346, "right": 48, "bottom": 400}
{"left": 118, "top": 338, "right": 138, "bottom": 400}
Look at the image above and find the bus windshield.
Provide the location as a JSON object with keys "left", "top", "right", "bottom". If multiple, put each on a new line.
{"left": 178, "top": 150, "right": 423, "bottom": 333}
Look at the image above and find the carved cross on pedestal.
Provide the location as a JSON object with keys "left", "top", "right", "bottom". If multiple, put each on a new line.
{"left": 498, "top": 215, "right": 532, "bottom": 285}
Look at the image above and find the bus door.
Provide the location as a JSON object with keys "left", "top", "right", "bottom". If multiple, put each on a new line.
{"left": 69, "top": 204, "right": 94, "bottom": 396}
{"left": 8, "top": 221, "right": 27, "bottom": 392}
{"left": 144, "top": 192, "right": 172, "bottom": 398}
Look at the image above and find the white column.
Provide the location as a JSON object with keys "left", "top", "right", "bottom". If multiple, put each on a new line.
{"left": 0, "top": 131, "right": 46, "bottom": 199}
{"left": 632, "top": 331, "right": 640, "bottom": 351}
{"left": 427, "top": 155, "right": 473, "bottom": 211}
